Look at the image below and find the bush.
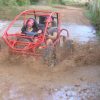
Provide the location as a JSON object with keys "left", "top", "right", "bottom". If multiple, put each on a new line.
{"left": 30, "top": 0, "right": 38, "bottom": 5}
{"left": 0, "top": 0, "right": 17, "bottom": 6}
{"left": 16, "top": 0, "right": 30, "bottom": 6}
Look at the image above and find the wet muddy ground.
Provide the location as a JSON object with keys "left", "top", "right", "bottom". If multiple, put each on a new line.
{"left": 0, "top": 6, "right": 100, "bottom": 100}
{"left": 0, "top": 54, "right": 100, "bottom": 100}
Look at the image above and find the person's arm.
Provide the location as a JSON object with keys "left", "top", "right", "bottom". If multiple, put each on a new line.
{"left": 47, "top": 32, "right": 57, "bottom": 40}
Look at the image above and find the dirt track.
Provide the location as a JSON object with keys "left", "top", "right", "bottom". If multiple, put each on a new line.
{"left": 0, "top": 6, "right": 100, "bottom": 100}
{"left": 56, "top": 6, "right": 90, "bottom": 25}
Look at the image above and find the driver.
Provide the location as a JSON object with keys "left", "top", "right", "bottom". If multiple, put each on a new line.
{"left": 21, "top": 18, "right": 42, "bottom": 36}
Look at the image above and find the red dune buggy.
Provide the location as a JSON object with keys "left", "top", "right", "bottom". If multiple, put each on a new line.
{"left": 2, "top": 10, "right": 70, "bottom": 66}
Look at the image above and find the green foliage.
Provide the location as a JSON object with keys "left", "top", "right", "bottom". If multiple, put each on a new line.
{"left": 96, "top": 31, "right": 100, "bottom": 36}
{"left": 0, "top": 0, "right": 17, "bottom": 6}
{"left": 60, "top": 0, "right": 78, "bottom": 4}
{"left": 30, "top": 0, "right": 38, "bottom": 2}
{"left": 0, "top": 0, "right": 30, "bottom": 6}
{"left": 89, "top": 0, "right": 100, "bottom": 16}
{"left": 17, "top": 0, "right": 30, "bottom": 6}
{"left": 30, "top": 0, "right": 39, "bottom": 5}
{"left": 0, "top": 0, "right": 87, "bottom": 6}
{"left": 87, "top": 0, "right": 100, "bottom": 33}
{"left": 0, "top": 0, "right": 3, "bottom": 5}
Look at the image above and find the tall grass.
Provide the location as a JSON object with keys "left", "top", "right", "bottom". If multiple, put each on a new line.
{"left": 88, "top": 0, "right": 100, "bottom": 32}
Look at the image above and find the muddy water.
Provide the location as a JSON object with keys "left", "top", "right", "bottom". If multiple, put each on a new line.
{"left": 61, "top": 23, "right": 96, "bottom": 43}
{"left": 53, "top": 83, "right": 100, "bottom": 100}
{"left": 0, "top": 20, "right": 10, "bottom": 37}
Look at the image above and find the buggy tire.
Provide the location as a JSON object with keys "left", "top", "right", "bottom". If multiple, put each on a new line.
{"left": 43, "top": 45, "right": 56, "bottom": 67}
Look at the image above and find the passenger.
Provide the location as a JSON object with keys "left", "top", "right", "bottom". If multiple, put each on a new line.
{"left": 21, "top": 18, "right": 42, "bottom": 36}
{"left": 45, "top": 17, "right": 58, "bottom": 46}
